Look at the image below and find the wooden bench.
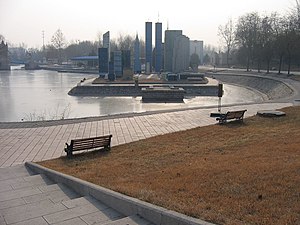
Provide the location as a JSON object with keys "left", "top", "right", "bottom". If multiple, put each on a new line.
{"left": 216, "top": 110, "right": 247, "bottom": 124}
{"left": 65, "top": 135, "right": 112, "bottom": 157}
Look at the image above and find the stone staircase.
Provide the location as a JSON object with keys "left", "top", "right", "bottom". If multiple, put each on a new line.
{"left": 0, "top": 165, "right": 152, "bottom": 225}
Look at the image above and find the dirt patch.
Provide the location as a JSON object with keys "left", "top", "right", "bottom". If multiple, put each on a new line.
{"left": 39, "top": 106, "right": 300, "bottom": 225}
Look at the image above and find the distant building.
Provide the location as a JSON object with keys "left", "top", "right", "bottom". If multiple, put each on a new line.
{"left": 155, "top": 22, "right": 162, "bottom": 73}
{"left": 98, "top": 48, "right": 109, "bottom": 76}
{"left": 108, "top": 61, "right": 115, "bottom": 79}
{"left": 190, "top": 40, "right": 204, "bottom": 65}
{"left": 122, "top": 50, "right": 131, "bottom": 69}
{"left": 134, "top": 34, "right": 141, "bottom": 74}
{"left": 164, "top": 30, "right": 182, "bottom": 72}
{"left": 173, "top": 35, "right": 190, "bottom": 73}
{"left": 113, "top": 51, "right": 123, "bottom": 77}
{"left": 0, "top": 41, "right": 10, "bottom": 70}
{"left": 103, "top": 31, "right": 110, "bottom": 61}
{"left": 70, "top": 56, "right": 98, "bottom": 68}
{"left": 145, "top": 22, "right": 152, "bottom": 74}
{"left": 161, "top": 43, "right": 164, "bottom": 71}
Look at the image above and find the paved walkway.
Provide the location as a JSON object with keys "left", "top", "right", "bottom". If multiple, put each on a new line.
{"left": 0, "top": 102, "right": 292, "bottom": 168}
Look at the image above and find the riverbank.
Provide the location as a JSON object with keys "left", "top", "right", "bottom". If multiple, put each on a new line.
{"left": 39, "top": 65, "right": 98, "bottom": 74}
{"left": 68, "top": 75, "right": 220, "bottom": 97}
{"left": 68, "top": 82, "right": 220, "bottom": 97}
{"left": 68, "top": 72, "right": 295, "bottom": 102}
{"left": 206, "top": 72, "right": 295, "bottom": 100}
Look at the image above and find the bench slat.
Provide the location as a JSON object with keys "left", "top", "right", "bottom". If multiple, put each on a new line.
{"left": 72, "top": 140, "right": 110, "bottom": 146}
{"left": 72, "top": 144, "right": 110, "bottom": 150}
{"left": 72, "top": 140, "right": 110, "bottom": 147}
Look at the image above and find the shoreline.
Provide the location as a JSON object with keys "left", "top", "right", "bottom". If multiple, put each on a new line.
{"left": 1, "top": 71, "right": 298, "bottom": 127}
{"left": 0, "top": 102, "right": 253, "bottom": 129}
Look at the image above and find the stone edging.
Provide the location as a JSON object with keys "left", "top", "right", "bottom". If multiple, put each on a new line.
{"left": 208, "top": 73, "right": 294, "bottom": 100}
{"left": 0, "top": 102, "right": 252, "bottom": 129}
{"left": 25, "top": 162, "right": 215, "bottom": 225}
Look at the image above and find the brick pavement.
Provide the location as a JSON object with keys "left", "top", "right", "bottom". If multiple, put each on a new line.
{"left": 0, "top": 102, "right": 291, "bottom": 168}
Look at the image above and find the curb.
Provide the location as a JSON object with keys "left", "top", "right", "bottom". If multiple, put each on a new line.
{"left": 208, "top": 73, "right": 294, "bottom": 100}
{"left": 25, "top": 162, "right": 215, "bottom": 225}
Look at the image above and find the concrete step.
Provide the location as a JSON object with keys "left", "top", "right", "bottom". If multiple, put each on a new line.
{"left": 22, "top": 183, "right": 81, "bottom": 204}
{"left": 0, "top": 165, "right": 80, "bottom": 224}
{"left": 59, "top": 196, "right": 125, "bottom": 224}
{"left": 101, "top": 215, "right": 153, "bottom": 225}
{"left": 0, "top": 164, "right": 154, "bottom": 225}
{"left": 0, "top": 164, "right": 36, "bottom": 181}
{"left": 7, "top": 163, "right": 142, "bottom": 223}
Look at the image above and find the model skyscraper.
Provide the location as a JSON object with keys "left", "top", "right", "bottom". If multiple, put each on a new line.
{"left": 155, "top": 22, "right": 162, "bottom": 73}
{"left": 145, "top": 22, "right": 152, "bottom": 74}
{"left": 134, "top": 34, "right": 141, "bottom": 74}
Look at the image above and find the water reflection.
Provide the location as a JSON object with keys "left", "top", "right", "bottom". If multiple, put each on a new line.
{"left": 0, "top": 68, "right": 265, "bottom": 122}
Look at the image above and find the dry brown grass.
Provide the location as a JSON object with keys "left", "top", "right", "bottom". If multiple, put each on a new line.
{"left": 39, "top": 106, "right": 300, "bottom": 225}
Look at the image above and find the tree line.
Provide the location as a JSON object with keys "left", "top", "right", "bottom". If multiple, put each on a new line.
{"left": 42, "top": 30, "right": 146, "bottom": 64}
{"left": 2, "top": 30, "right": 145, "bottom": 65}
{"left": 218, "top": 1, "right": 300, "bottom": 74}
{"left": 3, "top": 1, "right": 299, "bottom": 73}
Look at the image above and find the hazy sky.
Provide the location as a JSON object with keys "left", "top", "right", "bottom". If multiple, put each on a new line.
{"left": 0, "top": 0, "right": 295, "bottom": 48}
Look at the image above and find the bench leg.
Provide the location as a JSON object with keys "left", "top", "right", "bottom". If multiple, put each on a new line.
{"left": 65, "top": 149, "right": 73, "bottom": 158}
{"left": 218, "top": 119, "right": 226, "bottom": 124}
{"left": 104, "top": 146, "right": 111, "bottom": 151}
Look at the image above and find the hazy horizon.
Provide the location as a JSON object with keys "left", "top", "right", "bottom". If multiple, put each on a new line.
{"left": 0, "top": 0, "right": 295, "bottom": 49}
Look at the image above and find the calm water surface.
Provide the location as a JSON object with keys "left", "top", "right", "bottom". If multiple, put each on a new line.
{"left": 0, "top": 68, "right": 265, "bottom": 122}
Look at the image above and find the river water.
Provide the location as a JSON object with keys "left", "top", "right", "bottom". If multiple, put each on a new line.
{"left": 0, "top": 67, "right": 265, "bottom": 122}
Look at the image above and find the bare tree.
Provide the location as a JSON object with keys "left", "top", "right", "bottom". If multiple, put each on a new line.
{"left": 260, "top": 14, "right": 277, "bottom": 73}
{"left": 284, "top": 17, "right": 299, "bottom": 75}
{"left": 218, "top": 18, "right": 235, "bottom": 68}
{"left": 64, "top": 40, "right": 97, "bottom": 58}
{"left": 51, "top": 29, "right": 66, "bottom": 49}
{"left": 110, "top": 39, "right": 118, "bottom": 52}
{"left": 295, "top": 0, "right": 300, "bottom": 28}
{"left": 51, "top": 29, "right": 66, "bottom": 64}
{"left": 117, "top": 34, "right": 134, "bottom": 51}
{"left": 0, "top": 34, "right": 5, "bottom": 42}
{"left": 95, "top": 31, "right": 103, "bottom": 47}
{"left": 236, "top": 12, "right": 261, "bottom": 71}
{"left": 190, "top": 53, "right": 200, "bottom": 72}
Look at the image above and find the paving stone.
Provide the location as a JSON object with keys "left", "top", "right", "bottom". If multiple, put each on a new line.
{"left": 0, "top": 187, "right": 41, "bottom": 202}
{"left": 23, "top": 187, "right": 80, "bottom": 204}
{"left": 1, "top": 199, "right": 54, "bottom": 216}
{"left": 52, "top": 217, "right": 88, "bottom": 225}
{"left": 3, "top": 201, "right": 66, "bottom": 224}
{"left": 11, "top": 174, "right": 54, "bottom": 190}
{"left": 0, "top": 214, "right": 6, "bottom": 225}
{"left": 0, "top": 184, "right": 12, "bottom": 193}
{"left": 44, "top": 202, "right": 109, "bottom": 224}
{"left": 0, "top": 198, "right": 25, "bottom": 210}
{"left": 38, "top": 183, "right": 63, "bottom": 193}
{"left": 100, "top": 215, "right": 153, "bottom": 225}
{"left": 0, "top": 177, "right": 25, "bottom": 187}
{"left": 80, "top": 208, "right": 123, "bottom": 225}
{"left": 10, "top": 217, "right": 48, "bottom": 225}
{"left": 62, "top": 196, "right": 98, "bottom": 209}
{"left": 0, "top": 164, "right": 33, "bottom": 177}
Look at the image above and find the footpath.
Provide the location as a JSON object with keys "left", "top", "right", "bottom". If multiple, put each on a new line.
{"left": 0, "top": 102, "right": 292, "bottom": 168}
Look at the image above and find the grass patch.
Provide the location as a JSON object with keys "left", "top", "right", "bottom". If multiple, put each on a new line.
{"left": 39, "top": 106, "right": 300, "bottom": 225}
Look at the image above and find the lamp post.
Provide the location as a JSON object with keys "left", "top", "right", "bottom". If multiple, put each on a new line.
{"left": 218, "top": 83, "right": 223, "bottom": 112}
